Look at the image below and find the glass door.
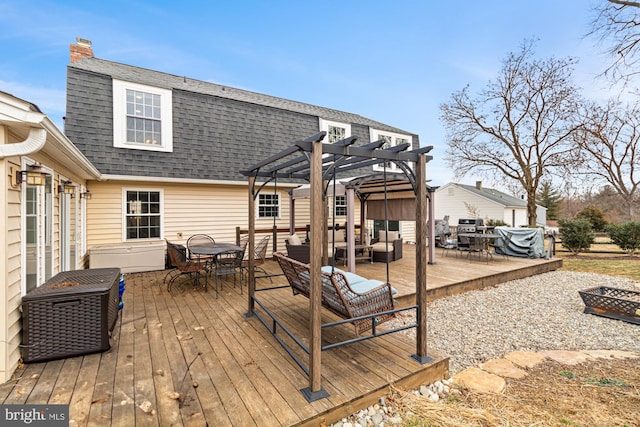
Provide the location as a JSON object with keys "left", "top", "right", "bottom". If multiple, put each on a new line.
{"left": 60, "top": 185, "right": 77, "bottom": 271}
{"left": 23, "top": 171, "right": 54, "bottom": 293}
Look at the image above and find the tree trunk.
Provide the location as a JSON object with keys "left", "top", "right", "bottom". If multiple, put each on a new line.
{"left": 527, "top": 193, "right": 538, "bottom": 227}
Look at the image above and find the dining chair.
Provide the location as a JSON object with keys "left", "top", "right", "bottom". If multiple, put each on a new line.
{"left": 186, "top": 234, "right": 215, "bottom": 268}
{"left": 440, "top": 234, "right": 458, "bottom": 257}
{"left": 164, "top": 240, "right": 209, "bottom": 293}
{"left": 488, "top": 231, "right": 513, "bottom": 260}
{"left": 212, "top": 245, "right": 245, "bottom": 298}
{"left": 242, "top": 235, "right": 271, "bottom": 282}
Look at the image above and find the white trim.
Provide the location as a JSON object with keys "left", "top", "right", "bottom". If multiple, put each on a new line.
{"left": 370, "top": 129, "right": 412, "bottom": 173}
{"left": 319, "top": 118, "right": 351, "bottom": 143}
{"left": 20, "top": 158, "right": 54, "bottom": 295}
{"left": 256, "top": 191, "right": 281, "bottom": 220}
{"left": 113, "top": 79, "right": 173, "bottom": 152}
{"left": 121, "top": 187, "right": 165, "bottom": 242}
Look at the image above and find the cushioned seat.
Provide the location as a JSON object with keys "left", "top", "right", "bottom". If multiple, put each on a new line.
{"left": 371, "top": 230, "right": 403, "bottom": 262}
{"left": 321, "top": 266, "right": 397, "bottom": 295}
{"left": 275, "top": 252, "right": 396, "bottom": 335}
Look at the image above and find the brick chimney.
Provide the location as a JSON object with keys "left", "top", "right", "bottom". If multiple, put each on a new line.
{"left": 475, "top": 181, "right": 482, "bottom": 190}
{"left": 70, "top": 37, "right": 94, "bottom": 64}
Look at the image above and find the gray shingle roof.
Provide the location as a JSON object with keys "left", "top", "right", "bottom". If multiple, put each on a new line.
{"left": 70, "top": 58, "right": 412, "bottom": 135}
{"left": 457, "top": 183, "right": 527, "bottom": 207}
{"left": 65, "top": 57, "right": 419, "bottom": 181}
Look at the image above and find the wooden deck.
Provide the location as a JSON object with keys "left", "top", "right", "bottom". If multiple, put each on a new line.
{"left": 0, "top": 245, "right": 561, "bottom": 426}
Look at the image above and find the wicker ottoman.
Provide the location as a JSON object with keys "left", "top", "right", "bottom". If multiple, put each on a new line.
{"left": 21, "top": 268, "right": 121, "bottom": 363}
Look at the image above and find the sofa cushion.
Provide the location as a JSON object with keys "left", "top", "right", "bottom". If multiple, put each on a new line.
{"left": 378, "top": 230, "right": 400, "bottom": 242}
{"left": 320, "top": 266, "right": 397, "bottom": 295}
{"left": 349, "top": 279, "right": 398, "bottom": 295}
{"left": 371, "top": 242, "right": 393, "bottom": 252}
{"left": 321, "top": 266, "right": 366, "bottom": 285}
{"left": 288, "top": 233, "right": 302, "bottom": 246}
{"left": 328, "top": 229, "right": 345, "bottom": 243}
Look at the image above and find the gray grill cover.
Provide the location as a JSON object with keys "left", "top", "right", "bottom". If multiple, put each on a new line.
{"left": 494, "top": 226, "right": 545, "bottom": 258}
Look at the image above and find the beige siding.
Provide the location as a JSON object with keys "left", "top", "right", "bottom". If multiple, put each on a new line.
{"left": 401, "top": 221, "right": 416, "bottom": 243}
{"left": 86, "top": 181, "right": 313, "bottom": 255}
{"left": 1, "top": 152, "right": 24, "bottom": 383}
{"left": 85, "top": 182, "right": 371, "bottom": 257}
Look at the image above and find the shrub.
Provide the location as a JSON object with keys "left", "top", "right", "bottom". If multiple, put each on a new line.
{"left": 486, "top": 219, "right": 508, "bottom": 226}
{"left": 605, "top": 221, "right": 640, "bottom": 256}
{"left": 559, "top": 218, "right": 595, "bottom": 255}
{"left": 576, "top": 205, "right": 607, "bottom": 232}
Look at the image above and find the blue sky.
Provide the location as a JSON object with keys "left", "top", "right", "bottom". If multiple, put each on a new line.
{"left": 0, "top": 0, "right": 609, "bottom": 186}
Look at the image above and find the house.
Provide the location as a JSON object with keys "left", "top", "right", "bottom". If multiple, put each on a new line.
{"left": 434, "top": 181, "right": 547, "bottom": 228}
{"left": 0, "top": 39, "right": 423, "bottom": 383}
{"left": 64, "top": 39, "right": 421, "bottom": 265}
{"left": 0, "top": 90, "right": 100, "bottom": 382}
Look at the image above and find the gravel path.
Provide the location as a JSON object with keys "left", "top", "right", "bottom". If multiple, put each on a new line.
{"left": 331, "top": 271, "right": 640, "bottom": 426}
{"left": 392, "top": 270, "right": 640, "bottom": 375}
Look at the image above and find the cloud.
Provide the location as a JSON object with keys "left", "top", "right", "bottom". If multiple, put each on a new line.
{"left": 0, "top": 79, "right": 66, "bottom": 126}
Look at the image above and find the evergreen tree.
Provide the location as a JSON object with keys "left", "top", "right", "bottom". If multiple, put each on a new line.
{"left": 536, "top": 181, "right": 562, "bottom": 220}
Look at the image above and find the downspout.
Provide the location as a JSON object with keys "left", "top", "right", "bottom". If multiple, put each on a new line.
{"left": 0, "top": 127, "right": 47, "bottom": 158}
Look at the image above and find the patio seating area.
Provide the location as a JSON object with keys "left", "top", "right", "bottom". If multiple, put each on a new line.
{"left": 0, "top": 244, "right": 561, "bottom": 426}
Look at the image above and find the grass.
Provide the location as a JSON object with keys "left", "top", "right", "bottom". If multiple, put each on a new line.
{"left": 553, "top": 239, "right": 640, "bottom": 280}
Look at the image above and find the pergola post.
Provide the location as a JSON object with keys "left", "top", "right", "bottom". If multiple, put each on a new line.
{"left": 247, "top": 175, "right": 256, "bottom": 315}
{"left": 427, "top": 188, "right": 436, "bottom": 265}
{"left": 346, "top": 187, "right": 356, "bottom": 272}
{"left": 413, "top": 153, "right": 431, "bottom": 363}
{"left": 289, "top": 195, "right": 295, "bottom": 235}
{"left": 302, "top": 139, "right": 328, "bottom": 401}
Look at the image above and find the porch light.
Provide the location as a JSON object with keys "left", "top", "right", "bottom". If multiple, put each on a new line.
{"left": 81, "top": 190, "right": 92, "bottom": 200}
{"left": 16, "top": 162, "right": 47, "bottom": 186}
{"left": 58, "top": 180, "right": 76, "bottom": 196}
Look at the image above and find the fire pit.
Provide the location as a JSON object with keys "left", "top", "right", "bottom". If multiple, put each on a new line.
{"left": 578, "top": 286, "right": 640, "bottom": 325}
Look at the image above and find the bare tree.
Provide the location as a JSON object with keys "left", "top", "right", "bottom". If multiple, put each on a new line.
{"left": 575, "top": 98, "right": 640, "bottom": 219}
{"left": 589, "top": 0, "right": 640, "bottom": 84}
{"left": 440, "top": 40, "right": 583, "bottom": 227}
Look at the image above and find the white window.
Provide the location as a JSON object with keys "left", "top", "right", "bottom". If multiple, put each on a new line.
{"left": 319, "top": 118, "right": 351, "bottom": 143}
{"left": 258, "top": 193, "right": 280, "bottom": 219}
{"left": 371, "top": 129, "right": 412, "bottom": 172}
{"left": 113, "top": 80, "right": 173, "bottom": 152}
{"left": 123, "top": 189, "right": 163, "bottom": 241}
{"left": 334, "top": 196, "right": 347, "bottom": 217}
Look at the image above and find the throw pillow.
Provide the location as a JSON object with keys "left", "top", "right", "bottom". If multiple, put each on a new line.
{"left": 288, "top": 234, "right": 301, "bottom": 245}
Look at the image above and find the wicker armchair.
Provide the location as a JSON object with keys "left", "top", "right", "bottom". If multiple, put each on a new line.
{"left": 370, "top": 230, "right": 403, "bottom": 262}
{"left": 285, "top": 239, "right": 310, "bottom": 263}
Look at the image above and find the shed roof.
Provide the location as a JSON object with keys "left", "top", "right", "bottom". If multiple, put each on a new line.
{"left": 450, "top": 183, "right": 527, "bottom": 208}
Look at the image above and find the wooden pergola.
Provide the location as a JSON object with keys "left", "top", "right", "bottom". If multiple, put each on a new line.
{"left": 240, "top": 131, "right": 434, "bottom": 400}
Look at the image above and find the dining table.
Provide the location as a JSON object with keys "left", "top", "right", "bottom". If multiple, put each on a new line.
{"left": 188, "top": 242, "right": 244, "bottom": 258}
{"left": 458, "top": 232, "right": 501, "bottom": 260}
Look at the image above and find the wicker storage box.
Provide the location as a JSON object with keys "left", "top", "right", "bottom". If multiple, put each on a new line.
{"left": 21, "top": 268, "right": 121, "bottom": 363}
{"left": 578, "top": 286, "right": 640, "bottom": 325}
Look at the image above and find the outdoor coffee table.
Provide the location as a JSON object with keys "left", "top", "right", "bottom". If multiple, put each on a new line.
{"left": 335, "top": 244, "right": 373, "bottom": 265}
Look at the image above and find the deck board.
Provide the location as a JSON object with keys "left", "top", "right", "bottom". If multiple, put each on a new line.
{"left": 1, "top": 244, "right": 560, "bottom": 426}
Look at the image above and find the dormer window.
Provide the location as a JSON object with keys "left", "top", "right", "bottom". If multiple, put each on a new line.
{"left": 371, "top": 129, "right": 412, "bottom": 172}
{"left": 113, "top": 80, "right": 173, "bottom": 152}
{"left": 319, "top": 118, "right": 351, "bottom": 143}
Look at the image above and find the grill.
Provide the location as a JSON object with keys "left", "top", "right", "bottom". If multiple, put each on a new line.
{"left": 457, "top": 218, "right": 484, "bottom": 249}
{"left": 457, "top": 218, "right": 484, "bottom": 233}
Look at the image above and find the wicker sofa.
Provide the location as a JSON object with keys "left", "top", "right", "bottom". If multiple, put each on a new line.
{"left": 370, "top": 230, "right": 403, "bottom": 262}
{"left": 284, "top": 236, "right": 310, "bottom": 264}
{"left": 285, "top": 230, "right": 346, "bottom": 264}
